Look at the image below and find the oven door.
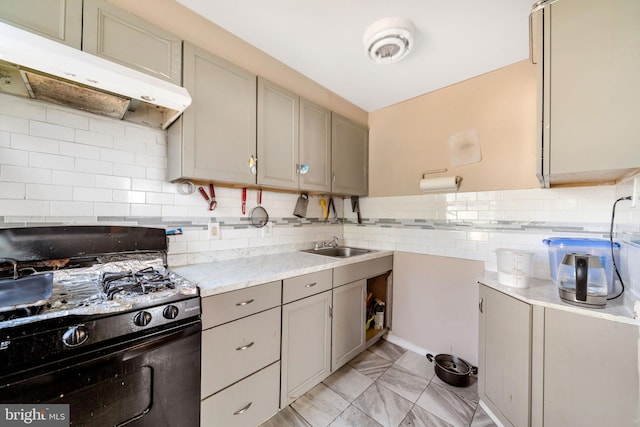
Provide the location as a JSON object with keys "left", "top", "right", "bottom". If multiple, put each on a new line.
{"left": 0, "top": 320, "right": 201, "bottom": 427}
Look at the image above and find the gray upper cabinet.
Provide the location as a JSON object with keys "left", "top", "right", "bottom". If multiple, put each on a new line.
{"left": 257, "top": 79, "right": 332, "bottom": 192}
{"left": 0, "top": 0, "right": 82, "bottom": 48}
{"left": 82, "top": 0, "right": 182, "bottom": 85}
{"left": 168, "top": 43, "right": 257, "bottom": 184}
{"left": 331, "top": 113, "right": 368, "bottom": 196}
{"left": 300, "top": 99, "right": 332, "bottom": 192}
{"left": 537, "top": 0, "right": 640, "bottom": 187}
{"left": 257, "top": 78, "right": 300, "bottom": 189}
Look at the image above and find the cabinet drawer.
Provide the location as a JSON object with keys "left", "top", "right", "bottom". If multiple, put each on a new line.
{"left": 333, "top": 256, "right": 392, "bottom": 287}
{"left": 202, "top": 280, "right": 281, "bottom": 329}
{"left": 201, "top": 361, "right": 280, "bottom": 427}
{"left": 201, "top": 307, "right": 281, "bottom": 398}
{"left": 283, "top": 269, "right": 332, "bottom": 304}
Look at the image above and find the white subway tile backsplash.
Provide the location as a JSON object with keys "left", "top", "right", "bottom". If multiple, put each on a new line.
{"left": 74, "top": 187, "right": 112, "bottom": 202}
{"left": 0, "top": 147, "right": 28, "bottom": 166}
{"left": 146, "top": 192, "right": 175, "bottom": 205}
{"left": 26, "top": 184, "right": 73, "bottom": 201}
{"left": 113, "top": 190, "right": 145, "bottom": 204}
{"left": 161, "top": 205, "right": 188, "bottom": 217}
{"left": 0, "top": 131, "right": 9, "bottom": 148}
{"left": 146, "top": 167, "right": 166, "bottom": 181}
{"left": 0, "top": 200, "right": 50, "bottom": 216}
{"left": 134, "top": 153, "right": 166, "bottom": 168}
{"left": 130, "top": 203, "right": 162, "bottom": 217}
{"left": 46, "top": 108, "right": 90, "bottom": 130}
{"left": 29, "top": 121, "right": 75, "bottom": 142}
{"left": 125, "top": 125, "right": 159, "bottom": 144}
{"left": 112, "top": 163, "right": 146, "bottom": 179}
{"left": 100, "top": 147, "right": 135, "bottom": 165}
{"left": 29, "top": 152, "right": 74, "bottom": 171}
{"left": 11, "top": 133, "right": 59, "bottom": 154}
{"left": 2, "top": 165, "right": 51, "bottom": 184}
{"left": 0, "top": 182, "right": 25, "bottom": 199}
{"left": 89, "top": 118, "right": 125, "bottom": 138}
{"left": 95, "top": 175, "right": 131, "bottom": 190}
{"left": 60, "top": 141, "right": 100, "bottom": 159}
{"left": 75, "top": 158, "right": 113, "bottom": 175}
{"left": 0, "top": 114, "right": 29, "bottom": 134}
{"left": 114, "top": 136, "right": 146, "bottom": 154}
{"left": 132, "top": 178, "right": 163, "bottom": 192}
{"left": 52, "top": 170, "right": 96, "bottom": 187}
{"left": 75, "top": 129, "right": 114, "bottom": 148}
{"left": 93, "top": 202, "right": 130, "bottom": 216}
{"left": 0, "top": 98, "right": 46, "bottom": 121}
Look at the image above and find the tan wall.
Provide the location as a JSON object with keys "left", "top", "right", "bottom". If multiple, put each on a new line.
{"left": 368, "top": 60, "right": 540, "bottom": 196}
{"left": 107, "top": 0, "right": 368, "bottom": 126}
{"left": 392, "top": 252, "right": 485, "bottom": 365}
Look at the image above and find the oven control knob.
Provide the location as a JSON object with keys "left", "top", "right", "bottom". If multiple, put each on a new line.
{"left": 163, "top": 305, "right": 179, "bottom": 320}
{"left": 62, "top": 325, "right": 89, "bottom": 347}
{"left": 133, "top": 311, "right": 152, "bottom": 327}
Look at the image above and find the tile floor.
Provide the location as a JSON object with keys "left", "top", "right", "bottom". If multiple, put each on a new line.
{"left": 259, "top": 340, "right": 498, "bottom": 427}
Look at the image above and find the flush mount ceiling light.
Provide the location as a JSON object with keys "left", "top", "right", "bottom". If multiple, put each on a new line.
{"left": 363, "top": 17, "right": 415, "bottom": 64}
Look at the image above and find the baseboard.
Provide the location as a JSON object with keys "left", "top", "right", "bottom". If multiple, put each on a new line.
{"left": 478, "top": 400, "right": 506, "bottom": 427}
{"left": 382, "top": 331, "right": 436, "bottom": 357}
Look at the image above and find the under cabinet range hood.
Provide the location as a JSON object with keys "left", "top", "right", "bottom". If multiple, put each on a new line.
{"left": 0, "top": 22, "right": 191, "bottom": 129}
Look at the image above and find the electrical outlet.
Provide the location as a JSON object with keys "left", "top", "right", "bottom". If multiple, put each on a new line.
{"left": 633, "top": 177, "right": 640, "bottom": 208}
{"left": 208, "top": 222, "right": 220, "bottom": 239}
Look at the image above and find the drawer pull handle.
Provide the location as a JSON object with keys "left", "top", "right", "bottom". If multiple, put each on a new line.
{"left": 236, "top": 342, "right": 255, "bottom": 351}
{"left": 233, "top": 402, "right": 252, "bottom": 415}
{"left": 236, "top": 299, "right": 254, "bottom": 307}
{"left": 305, "top": 282, "right": 317, "bottom": 288}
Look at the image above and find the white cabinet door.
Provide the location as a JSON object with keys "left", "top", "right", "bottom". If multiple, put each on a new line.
{"left": 281, "top": 290, "right": 332, "bottom": 407}
{"left": 331, "top": 279, "right": 366, "bottom": 371}
{"left": 257, "top": 77, "right": 299, "bottom": 189}
{"left": 331, "top": 113, "right": 368, "bottom": 196}
{"left": 168, "top": 42, "right": 257, "bottom": 184}
{"left": 300, "top": 98, "right": 331, "bottom": 192}
{"left": 478, "top": 285, "right": 532, "bottom": 427}
{"left": 0, "top": 0, "right": 82, "bottom": 48}
{"left": 543, "top": 307, "right": 639, "bottom": 427}
{"left": 82, "top": 0, "right": 182, "bottom": 85}
{"left": 539, "top": 0, "right": 640, "bottom": 186}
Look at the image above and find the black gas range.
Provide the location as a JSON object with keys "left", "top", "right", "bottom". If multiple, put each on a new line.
{"left": 0, "top": 226, "right": 201, "bottom": 427}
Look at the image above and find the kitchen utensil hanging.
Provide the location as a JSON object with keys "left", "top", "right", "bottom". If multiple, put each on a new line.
{"left": 198, "top": 185, "right": 216, "bottom": 211}
{"left": 293, "top": 193, "right": 309, "bottom": 218}
{"left": 250, "top": 189, "right": 269, "bottom": 228}
{"left": 320, "top": 197, "right": 328, "bottom": 220}
{"left": 241, "top": 188, "right": 247, "bottom": 215}
{"left": 208, "top": 183, "right": 217, "bottom": 210}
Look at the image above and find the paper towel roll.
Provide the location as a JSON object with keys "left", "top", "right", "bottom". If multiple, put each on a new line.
{"left": 419, "top": 176, "right": 460, "bottom": 192}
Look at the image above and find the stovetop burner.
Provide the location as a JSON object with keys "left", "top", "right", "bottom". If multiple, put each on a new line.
{"left": 102, "top": 266, "right": 176, "bottom": 299}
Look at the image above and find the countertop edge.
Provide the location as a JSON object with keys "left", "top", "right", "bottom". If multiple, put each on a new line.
{"left": 478, "top": 272, "right": 640, "bottom": 326}
{"left": 173, "top": 250, "right": 394, "bottom": 298}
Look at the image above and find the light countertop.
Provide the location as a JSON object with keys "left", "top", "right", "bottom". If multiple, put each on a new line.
{"left": 479, "top": 272, "right": 639, "bottom": 326}
{"left": 172, "top": 249, "right": 394, "bottom": 298}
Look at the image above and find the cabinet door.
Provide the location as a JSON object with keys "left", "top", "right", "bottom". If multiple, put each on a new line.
{"left": 168, "top": 42, "right": 256, "bottom": 184}
{"left": 478, "top": 285, "right": 531, "bottom": 427}
{"left": 542, "top": 0, "right": 640, "bottom": 185}
{"left": 543, "top": 308, "right": 639, "bottom": 427}
{"left": 82, "top": 0, "right": 182, "bottom": 85}
{"left": 257, "top": 78, "right": 299, "bottom": 189}
{"left": 300, "top": 98, "right": 331, "bottom": 192}
{"left": 0, "top": 0, "right": 82, "bottom": 48}
{"left": 281, "top": 290, "right": 331, "bottom": 406}
{"left": 331, "top": 113, "right": 368, "bottom": 196}
{"left": 201, "top": 362, "right": 280, "bottom": 427}
{"left": 331, "top": 279, "right": 366, "bottom": 371}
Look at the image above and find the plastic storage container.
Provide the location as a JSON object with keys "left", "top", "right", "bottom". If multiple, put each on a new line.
{"left": 496, "top": 249, "right": 534, "bottom": 288}
{"left": 543, "top": 237, "right": 620, "bottom": 294}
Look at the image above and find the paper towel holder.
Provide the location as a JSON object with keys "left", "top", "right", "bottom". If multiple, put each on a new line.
{"left": 418, "top": 174, "right": 461, "bottom": 193}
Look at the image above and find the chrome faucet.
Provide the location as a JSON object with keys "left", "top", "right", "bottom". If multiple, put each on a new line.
{"left": 314, "top": 235, "right": 341, "bottom": 250}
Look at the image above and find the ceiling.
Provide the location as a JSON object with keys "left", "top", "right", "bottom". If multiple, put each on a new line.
{"left": 176, "top": 0, "right": 534, "bottom": 112}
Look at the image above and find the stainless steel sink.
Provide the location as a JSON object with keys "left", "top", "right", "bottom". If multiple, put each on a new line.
{"left": 302, "top": 247, "right": 373, "bottom": 258}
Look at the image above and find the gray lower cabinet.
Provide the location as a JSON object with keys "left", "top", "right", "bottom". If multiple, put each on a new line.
{"left": 543, "top": 307, "right": 639, "bottom": 427}
{"left": 281, "top": 270, "right": 333, "bottom": 407}
{"left": 331, "top": 112, "right": 368, "bottom": 196}
{"left": 168, "top": 42, "right": 257, "bottom": 184}
{"left": 82, "top": 0, "right": 182, "bottom": 84}
{"left": 478, "top": 285, "right": 532, "bottom": 427}
{"left": 200, "top": 281, "right": 282, "bottom": 427}
{"left": 331, "top": 279, "right": 366, "bottom": 371}
{"left": 0, "top": 0, "right": 82, "bottom": 48}
{"left": 536, "top": 0, "right": 640, "bottom": 186}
